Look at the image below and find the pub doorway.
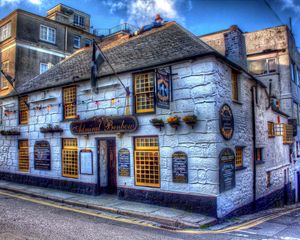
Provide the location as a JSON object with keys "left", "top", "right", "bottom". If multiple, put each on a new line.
{"left": 97, "top": 138, "right": 117, "bottom": 194}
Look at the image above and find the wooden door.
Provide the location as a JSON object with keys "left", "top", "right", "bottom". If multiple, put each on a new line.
{"left": 107, "top": 139, "right": 117, "bottom": 193}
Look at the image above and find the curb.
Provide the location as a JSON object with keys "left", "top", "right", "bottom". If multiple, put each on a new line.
{"left": 0, "top": 185, "right": 216, "bottom": 229}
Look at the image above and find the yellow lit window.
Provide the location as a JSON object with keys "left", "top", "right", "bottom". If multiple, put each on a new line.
{"left": 235, "top": 147, "right": 243, "bottom": 168}
{"left": 62, "top": 138, "right": 78, "bottom": 178}
{"left": 63, "top": 86, "right": 77, "bottom": 119}
{"left": 19, "top": 140, "right": 29, "bottom": 172}
{"left": 275, "top": 123, "right": 284, "bottom": 136}
{"left": 231, "top": 70, "right": 239, "bottom": 101}
{"left": 256, "top": 148, "right": 263, "bottom": 162}
{"left": 283, "top": 124, "right": 294, "bottom": 144}
{"left": 134, "top": 72, "right": 155, "bottom": 113}
{"left": 19, "top": 96, "right": 28, "bottom": 124}
{"left": 0, "top": 61, "right": 9, "bottom": 89}
{"left": 268, "top": 122, "right": 275, "bottom": 138}
{"left": 134, "top": 136, "right": 160, "bottom": 187}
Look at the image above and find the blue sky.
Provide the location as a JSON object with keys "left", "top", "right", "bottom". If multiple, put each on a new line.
{"left": 1, "top": 0, "right": 299, "bottom": 46}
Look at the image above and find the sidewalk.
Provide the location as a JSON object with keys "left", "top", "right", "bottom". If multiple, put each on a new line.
{"left": 0, "top": 180, "right": 216, "bottom": 229}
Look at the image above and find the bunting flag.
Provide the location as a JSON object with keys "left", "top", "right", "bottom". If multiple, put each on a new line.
{"left": 91, "top": 40, "right": 105, "bottom": 92}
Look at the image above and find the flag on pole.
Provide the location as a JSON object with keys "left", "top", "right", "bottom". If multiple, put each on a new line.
{"left": 91, "top": 40, "right": 105, "bottom": 92}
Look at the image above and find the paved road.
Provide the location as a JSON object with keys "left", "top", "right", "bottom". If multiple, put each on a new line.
{"left": 0, "top": 191, "right": 300, "bottom": 240}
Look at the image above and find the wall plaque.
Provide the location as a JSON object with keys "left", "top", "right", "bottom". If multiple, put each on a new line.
{"left": 219, "top": 148, "right": 235, "bottom": 193}
{"left": 70, "top": 116, "right": 138, "bottom": 135}
{"left": 118, "top": 148, "right": 130, "bottom": 176}
{"left": 156, "top": 69, "right": 171, "bottom": 109}
{"left": 34, "top": 141, "right": 51, "bottom": 170}
{"left": 80, "top": 149, "right": 93, "bottom": 175}
{"left": 219, "top": 104, "right": 234, "bottom": 140}
{"left": 172, "top": 151, "right": 188, "bottom": 183}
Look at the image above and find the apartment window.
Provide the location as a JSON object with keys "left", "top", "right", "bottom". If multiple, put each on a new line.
{"left": 0, "top": 22, "right": 11, "bottom": 42}
{"left": 268, "top": 122, "right": 275, "bottom": 138}
{"left": 19, "top": 140, "right": 29, "bottom": 172}
{"left": 283, "top": 124, "right": 294, "bottom": 144}
{"left": 73, "top": 36, "right": 81, "bottom": 48}
{"left": 248, "top": 58, "right": 277, "bottom": 75}
{"left": 231, "top": 70, "right": 239, "bottom": 101}
{"left": 40, "top": 63, "right": 49, "bottom": 74}
{"left": 275, "top": 123, "right": 284, "bottom": 136}
{"left": 63, "top": 86, "right": 77, "bottom": 120}
{"left": 40, "top": 25, "right": 56, "bottom": 44}
{"left": 74, "top": 14, "right": 84, "bottom": 27}
{"left": 62, "top": 138, "right": 78, "bottom": 178}
{"left": 255, "top": 148, "right": 263, "bottom": 162}
{"left": 19, "top": 96, "right": 28, "bottom": 125}
{"left": 235, "top": 147, "right": 243, "bottom": 168}
{"left": 134, "top": 72, "right": 155, "bottom": 113}
{"left": 0, "top": 61, "right": 9, "bottom": 89}
{"left": 134, "top": 136, "right": 160, "bottom": 187}
{"left": 85, "top": 39, "right": 92, "bottom": 47}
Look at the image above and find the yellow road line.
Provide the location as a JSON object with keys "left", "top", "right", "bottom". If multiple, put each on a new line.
{"left": 0, "top": 190, "right": 298, "bottom": 235}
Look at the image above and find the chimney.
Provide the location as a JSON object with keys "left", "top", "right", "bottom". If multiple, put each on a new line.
{"left": 224, "top": 25, "right": 247, "bottom": 69}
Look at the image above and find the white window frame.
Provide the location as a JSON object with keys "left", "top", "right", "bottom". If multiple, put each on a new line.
{"left": 0, "top": 61, "right": 9, "bottom": 90}
{"left": 40, "top": 63, "right": 48, "bottom": 74}
{"left": 40, "top": 25, "right": 56, "bottom": 44}
{"left": 73, "top": 36, "right": 81, "bottom": 49}
{"left": 74, "top": 14, "right": 84, "bottom": 27}
{"left": 85, "top": 39, "right": 92, "bottom": 47}
{"left": 0, "top": 22, "right": 12, "bottom": 42}
{"left": 248, "top": 58, "right": 277, "bottom": 75}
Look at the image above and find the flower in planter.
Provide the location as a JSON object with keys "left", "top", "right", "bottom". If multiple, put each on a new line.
{"left": 167, "top": 116, "right": 181, "bottom": 129}
{"left": 150, "top": 118, "right": 164, "bottom": 130}
{"left": 0, "top": 129, "right": 21, "bottom": 136}
{"left": 182, "top": 115, "right": 198, "bottom": 124}
{"left": 40, "top": 124, "right": 63, "bottom": 133}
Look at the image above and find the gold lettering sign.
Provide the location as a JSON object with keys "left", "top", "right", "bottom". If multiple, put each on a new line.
{"left": 70, "top": 116, "right": 138, "bottom": 135}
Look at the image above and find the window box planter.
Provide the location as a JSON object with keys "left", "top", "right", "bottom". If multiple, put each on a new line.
{"left": 0, "top": 130, "right": 21, "bottom": 136}
{"left": 182, "top": 115, "right": 197, "bottom": 128}
{"left": 40, "top": 125, "right": 64, "bottom": 134}
{"left": 150, "top": 118, "right": 164, "bottom": 130}
{"left": 167, "top": 116, "right": 181, "bottom": 129}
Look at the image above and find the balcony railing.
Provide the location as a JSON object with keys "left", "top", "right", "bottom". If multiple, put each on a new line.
{"left": 93, "top": 23, "right": 139, "bottom": 37}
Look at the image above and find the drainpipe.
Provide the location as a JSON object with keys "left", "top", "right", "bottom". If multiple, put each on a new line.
{"left": 251, "top": 85, "right": 257, "bottom": 210}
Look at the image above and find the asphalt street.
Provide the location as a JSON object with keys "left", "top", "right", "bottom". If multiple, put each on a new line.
{"left": 0, "top": 191, "right": 300, "bottom": 240}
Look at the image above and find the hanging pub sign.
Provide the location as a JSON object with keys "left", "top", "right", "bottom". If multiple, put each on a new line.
{"left": 118, "top": 148, "right": 130, "bottom": 176}
{"left": 80, "top": 149, "right": 93, "bottom": 175}
{"left": 34, "top": 141, "right": 51, "bottom": 170}
{"left": 172, "top": 151, "right": 188, "bottom": 183}
{"left": 219, "top": 148, "right": 235, "bottom": 193}
{"left": 288, "top": 119, "right": 297, "bottom": 137}
{"left": 70, "top": 116, "right": 138, "bottom": 135}
{"left": 156, "top": 69, "right": 171, "bottom": 109}
{"left": 219, "top": 104, "right": 234, "bottom": 140}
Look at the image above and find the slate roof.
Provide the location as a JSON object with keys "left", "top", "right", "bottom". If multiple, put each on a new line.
{"left": 16, "top": 22, "right": 216, "bottom": 94}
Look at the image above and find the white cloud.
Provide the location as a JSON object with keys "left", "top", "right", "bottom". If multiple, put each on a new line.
{"left": 0, "top": 0, "right": 45, "bottom": 7}
{"left": 280, "top": 0, "right": 300, "bottom": 13}
{"left": 104, "top": 0, "right": 187, "bottom": 27}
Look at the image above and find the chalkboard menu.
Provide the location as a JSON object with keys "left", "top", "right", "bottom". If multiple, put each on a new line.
{"left": 172, "top": 152, "right": 188, "bottom": 183}
{"left": 34, "top": 141, "right": 51, "bottom": 170}
{"left": 118, "top": 148, "right": 130, "bottom": 176}
{"left": 219, "top": 148, "right": 235, "bottom": 193}
{"left": 219, "top": 104, "right": 234, "bottom": 140}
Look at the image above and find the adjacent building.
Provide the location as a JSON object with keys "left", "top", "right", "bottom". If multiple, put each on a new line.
{"left": 0, "top": 21, "right": 294, "bottom": 219}
{"left": 0, "top": 4, "right": 100, "bottom": 98}
{"left": 200, "top": 24, "right": 300, "bottom": 203}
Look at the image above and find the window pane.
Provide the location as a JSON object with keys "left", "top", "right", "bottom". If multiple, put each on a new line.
{"left": 63, "top": 86, "right": 77, "bottom": 119}
{"left": 19, "top": 96, "right": 29, "bottom": 124}
{"left": 19, "top": 140, "right": 29, "bottom": 172}
{"left": 248, "top": 60, "right": 265, "bottom": 75}
{"left": 268, "top": 59, "right": 277, "bottom": 73}
{"left": 62, "top": 138, "right": 78, "bottom": 178}
{"left": 235, "top": 147, "right": 243, "bottom": 168}
{"left": 73, "top": 36, "right": 81, "bottom": 48}
{"left": 40, "top": 63, "right": 48, "bottom": 74}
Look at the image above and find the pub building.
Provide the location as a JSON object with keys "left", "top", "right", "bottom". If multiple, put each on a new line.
{"left": 0, "top": 21, "right": 295, "bottom": 219}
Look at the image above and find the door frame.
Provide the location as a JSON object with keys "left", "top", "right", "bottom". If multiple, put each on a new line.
{"left": 96, "top": 137, "right": 117, "bottom": 193}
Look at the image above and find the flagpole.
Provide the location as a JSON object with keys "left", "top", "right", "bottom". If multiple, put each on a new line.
{"left": 0, "top": 70, "right": 29, "bottom": 108}
{"left": 93, "top": 40, "right": 130, "bottom": 97}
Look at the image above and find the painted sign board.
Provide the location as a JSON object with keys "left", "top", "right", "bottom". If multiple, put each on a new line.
{"left": 70, "top": 116, "right": 138, "bottom": 135}
{"left": 80, "top": 149, "right": 93, "bottom": 175}
{"left": 219, "top": 148, "right": 235, "bottom": 193}
{"left": 118, "top": 148, "right": 130, "bottom": 176}
{"left": 156, "top": 69, "right": 171, "bottom": 109}
{"left": 34, "top": 141, "right": 51, "bottom": 170}
{"left": 172, "top": 151, "right": 188, "bottom": 183}
{"left": 219, "top": 104, "right": 234, "bottom": 140}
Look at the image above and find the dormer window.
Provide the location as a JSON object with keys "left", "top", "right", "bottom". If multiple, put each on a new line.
{"left": 74, "top": 14, "right": 84, "bottom": 27}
